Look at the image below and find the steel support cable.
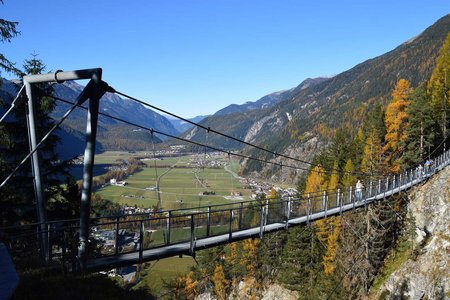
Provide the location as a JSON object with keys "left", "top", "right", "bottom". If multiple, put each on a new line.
{"left": 110, "top": 87, "right": 384, "bottom": 178}
{"left": 47, "top": 95, "right": 324, "bottom": 174}
{"left": 38, "top": 92, "right": 446, "bottom": 199}
{"left": 428, "top": 129, "right": 450, "bottom": 158}
{"left": 4, "top": 145, "right": 447, "bottom": 231}
{"left": 0, "top": 90, "right": 91, "bottom": 189}
{"left": 0, "top": 85, "right": 25, "bottom": 123}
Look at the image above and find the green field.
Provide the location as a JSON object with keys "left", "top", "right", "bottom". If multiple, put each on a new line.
{"left": 134, "top": 256, "right": 196, "bottom": 296}
{"left": 94, "top": 152, "right": 252, "bottom": 210}
{"left": 89, "top": 152, "right": 257, "bottom": 296}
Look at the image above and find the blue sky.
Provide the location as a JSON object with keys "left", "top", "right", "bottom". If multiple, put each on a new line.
{"left": 2, "top": 0, "right": 449, "bottom": 118}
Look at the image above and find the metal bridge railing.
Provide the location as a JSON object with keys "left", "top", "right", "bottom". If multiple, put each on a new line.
{"left": 1, "top": 149, "right": 449, "bottom": 271}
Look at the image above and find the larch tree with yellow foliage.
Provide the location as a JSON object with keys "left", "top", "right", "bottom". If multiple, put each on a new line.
{"left": 304, "top": 165, "right": 327, "bottom": 211}
{"left": 322, "top": 216, "right": 342, "bottom": 276}
{"left": 327, "top": 161, "right": 339, "bottom": 206}
{"left": 240, "top": 238, "right": 260, "bottom": 277}
{"left": 212, "top": 264, "right": 228, "bottom": 300}
{"left": 384, "top": 79, "right": 412, "bottom": 172}
{"left": 184, "top": 271, "right": 198, "bottom": 300}
{"left": 315, "top": 162, "right": 342, "bottom": 276}
{"left": 341, "top": 159, "right": 356, "bottom": 188}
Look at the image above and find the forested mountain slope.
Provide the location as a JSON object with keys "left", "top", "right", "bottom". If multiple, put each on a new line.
{"left": 183, "top": 14, "right": 450, "bottom": 180}
{"left": 213, "top": 77, "right": 328, "bottom": 117}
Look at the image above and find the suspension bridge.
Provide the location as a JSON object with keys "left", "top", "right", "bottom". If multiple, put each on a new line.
{"left": 1, "top": 68, "right": 449, "bottom": 273}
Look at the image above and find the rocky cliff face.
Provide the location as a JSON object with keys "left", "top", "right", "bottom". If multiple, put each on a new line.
{"left": 372, "top": 166, "right": 450, "bottom": 299}
{"left": 195, "top": 282, "right": 299, "bottom": 300}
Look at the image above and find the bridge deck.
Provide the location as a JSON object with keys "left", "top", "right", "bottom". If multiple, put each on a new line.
{"left": 3, "top": 151, "right": 449, "bottom": 272}
{"left": 86, "top": 169, "right": 441, "bottom": 271}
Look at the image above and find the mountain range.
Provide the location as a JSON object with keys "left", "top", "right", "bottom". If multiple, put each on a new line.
{"left": 167, "top": 115, "right": 209, "bottom": 134}
{"left": 1, "top": 79, "right": 179, "bottom": 159}
{"left": 182, "top": 14, "right": 450, "bottom": 180}
{"left": 2, "top": 14, "right": 449, "bottom": 172}
{"left": 214, "top": 77, "right": 328, "bottom": 117}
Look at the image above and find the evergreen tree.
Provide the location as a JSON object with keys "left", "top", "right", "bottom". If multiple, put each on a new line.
{"left": 401, "top": 86, "right": 438, "bottom": 167}
{"left": 384, "top": 79, "right": 412, "bottom": 173}
{"left": 256, "top": 231, "right": 287, "bottom": 281}
{"left": 1, "top": 53, "right": 77, "bottom": 227}
{"left": 428, "top": 32, "right": 450, "bottom": 150}
{"left": 22, "top": 55, "right": 70, "bottom": 217}
{"left": 0, "top": 2, "right": 22, "bottom": 77}
{"left": 278, "top": 225, "right": 323, "bottom": 296}
{"left": 0, "top": 1, "right": 23, "bottom": 225}
{"left": 363, "top": 103, "right": 386, "bottom": 144}
{"left": 361, "top": 104, "right": 388, "bottom": 176}
{"left": 361, "top": 127, "right": 389, "bottom": 177}
{"left": 337, "top": 211, "right": 370, "bottom": 299}
{"left": 327, "top": 129, "right": 351, "bottom": 172}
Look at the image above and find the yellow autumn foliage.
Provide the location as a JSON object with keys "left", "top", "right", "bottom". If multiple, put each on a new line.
{"left": 213, "top": 264, "right": 228, "bottom": 300}
{"left": 184, "top": 271, "right": 198, "bottom": 300}
{"left": 384, "top": 79, "right": 411, "bottom": 172}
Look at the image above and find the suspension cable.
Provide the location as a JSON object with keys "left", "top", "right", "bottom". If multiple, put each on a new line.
{"left": 0, "top": 85, "right": 25, "bottom": 123}
{"left": 109, "top": 87, "right": 384, "bottom": 178}
{"left": 48, "top": 93, "right": 384, "bottom": 179}
{"left": 0, "top": 93, "right": 87, "bottom": 189}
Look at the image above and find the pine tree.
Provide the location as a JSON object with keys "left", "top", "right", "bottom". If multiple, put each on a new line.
{"left": 384, "top": 79, "right": 412, "bottom": 172}
{"left": 0, "top": 54, "right": 68, "bottom": 225}
{"left": 327, "top": 129, "right": 351, "bottom": 171}
{"left": 255, "top": 231, "right": 287, "bottom": 281}
{"left": 365, "top": 200, "right": 396, "bottom": 291}
{"left": 0, "top": 3, "right": 22, "bottom": 77}
{"left": 401, "top": 86, "right": 438, "bottom": 167}
{"left": 278, "top": 225, "right": 323, "bottom": 294}
{"left": 363, "top": 103, "right": 386, "bottom": 144}
{"left": 428, "top": 32, "right": 450, "bottom": 150}
{"left": 0, "top": 1, "right": 24, "bottom": 225}
{"left": 337, "top": 211, "right": 370, "bottom": 299}
{"left": 361, "top": 128, "right": 386, "bottom": 175}
{"left": 23, "top": 55, "right": 70, "bottom": 215}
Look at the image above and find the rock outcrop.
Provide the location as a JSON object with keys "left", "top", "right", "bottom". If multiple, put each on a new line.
{"left": 373, "top": 166, "right": 450, "bottom": 299}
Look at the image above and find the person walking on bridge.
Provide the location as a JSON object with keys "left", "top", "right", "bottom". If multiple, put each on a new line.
{"left": 355, "top": 180, "right": 363, "bottom": 202}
